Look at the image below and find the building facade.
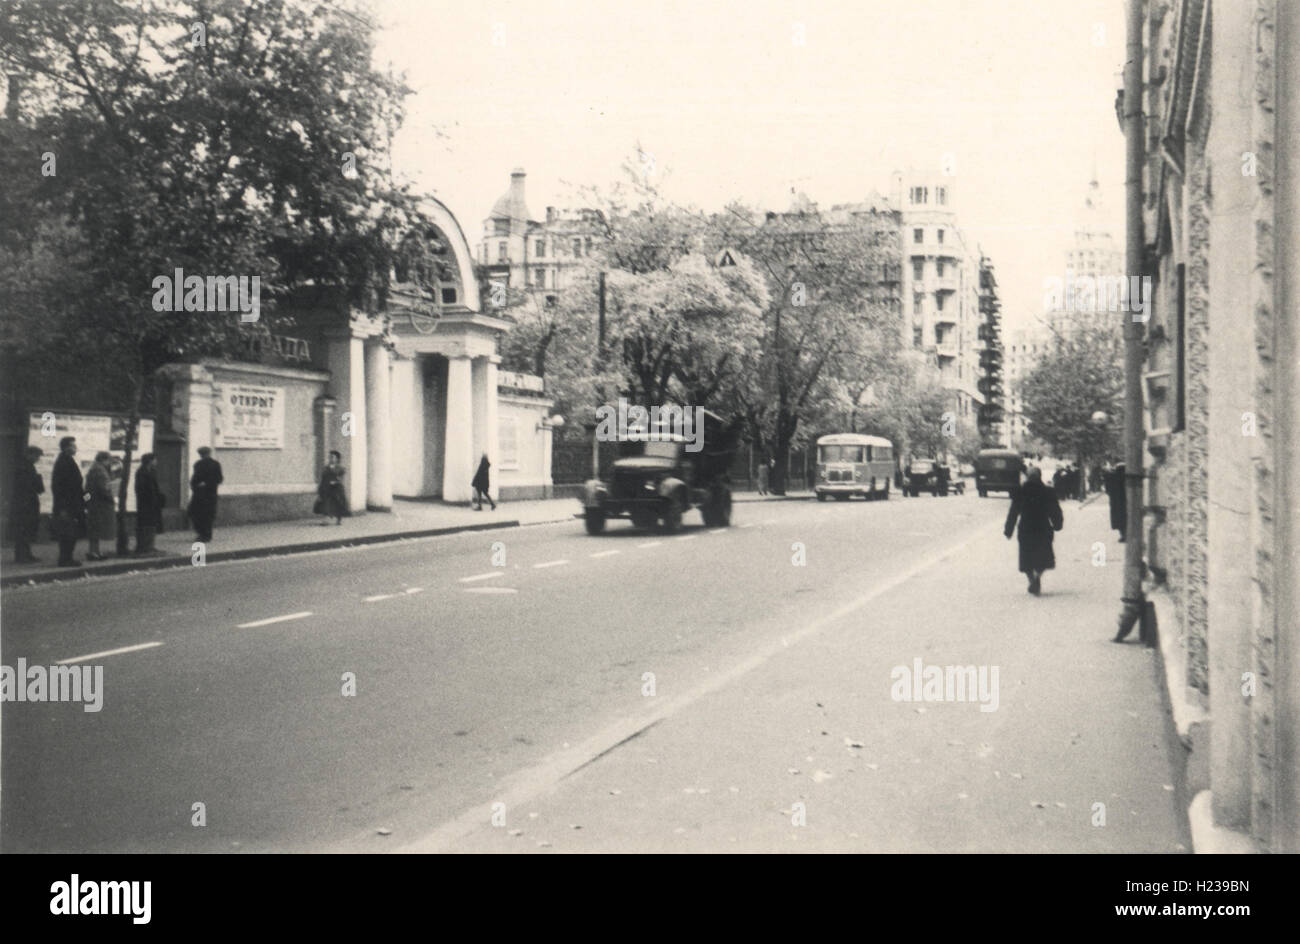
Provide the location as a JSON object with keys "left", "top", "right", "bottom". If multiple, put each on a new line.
{"left": 1138, "top": 0, "right": 1299, "bottom": 853}
{"left": 893, "top": 172, "right": 986, "bottom": 429}
{"left": 477, "top": 168, "right": 604, "bottom": 305}
{"left": 155, "top": 196, "right": 558, "bottom": 525}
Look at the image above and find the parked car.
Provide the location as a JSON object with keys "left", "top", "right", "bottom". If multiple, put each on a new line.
{"left": 974, "top": 448, "right": 1025, "bottom": 497}
{"left": 581, "top": 410, "right": 739, "bottom": 534}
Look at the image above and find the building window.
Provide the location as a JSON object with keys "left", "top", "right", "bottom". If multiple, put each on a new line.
{"left": 441, "top": 287, "right": 458, "bottom": 305}
{"left": 494, "top": 219, "right": 509, "bottom": 236}
{"left": 572, "top": 238, "right": 582, "bottom": 257}
{"left": 535, "top": 239, "right": 545, "bottom": 257}
{"left": 533, "top": 267, "right": 545, "bottom": 286}
{"left": 497, "top": 242, "right": 508, "bottom": 263}
{"left": 913, "top": 293, "right": 923, "bottom": 314}
{"left": 936, "top": 260, "right": 945, "bottom": 277}
{"left": 937, "top": 187, "right": 947, "bottom": 206}
{"left": 936, "top": 228, "right": 944, "bottom": 244}
{"left": 584, "top": 237, "right": 593, "bottom": 255}
{"left": 936, "top": 293, "right": 945, "bottom": 312}
{"left": 910, "top": 186, "right": 929, "bottom": 205}
{"left": 913, "top": 228, "right": 924, "bottom": 244}
{"left": 913, "top": 326, "right": 923, "bottom": 347}
{"left": 912, "top": 259, "right": 924, "bottom": 280}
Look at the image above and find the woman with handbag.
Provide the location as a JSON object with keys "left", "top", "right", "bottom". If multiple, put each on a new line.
{"left": 315, "top": 450, "right": 349, "bottom": 525}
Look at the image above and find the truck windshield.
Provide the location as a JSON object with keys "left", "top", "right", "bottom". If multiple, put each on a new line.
{"left": 642, "top": 441, "right": 680, "bottom": 460}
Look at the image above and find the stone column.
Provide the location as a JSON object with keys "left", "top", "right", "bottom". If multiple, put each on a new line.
{"left": 442, "top": 355, "right": 474, "bottom": 503}
{"left": 484, "top": 355, "right": 500, "bottom": 500}
{"left": 327, "top": 335, "right": 366, "bottom": 512}
{"left": 365, "top": 340, "right": 393, "bottom": 511}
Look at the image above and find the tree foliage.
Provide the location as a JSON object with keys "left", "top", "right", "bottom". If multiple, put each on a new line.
{"left": 1018, "top": 322, "right": 1124, "bottom": 461}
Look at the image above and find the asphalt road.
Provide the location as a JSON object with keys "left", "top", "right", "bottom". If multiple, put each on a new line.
{"left": 2, "top": 492, "right": 1172, "bottom": 852}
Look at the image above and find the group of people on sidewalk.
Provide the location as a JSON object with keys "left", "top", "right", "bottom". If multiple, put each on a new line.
{"left": 7, "top": 436, "right": 216, "bottom": 566}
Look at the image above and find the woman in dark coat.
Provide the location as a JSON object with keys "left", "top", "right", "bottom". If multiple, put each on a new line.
{"left": 134, "top": 452, "right": 165, "bottom": 555}
{"left": 84, "top": 451, "right": 116, "bottom": 560}
{"left": 315, "top": 450, "right": 349, "bottom": 525}
{"left": 1004, "top": 466, "right": 1064, "bottom": 595}
{"left": 471, "top": 453, "right": 495, "bottom": 511}
{"left": 9, "top": 445, "right": 44, "bottom": 563}
{"left": 188, "top": 446, "right": 223, "bottom": 542}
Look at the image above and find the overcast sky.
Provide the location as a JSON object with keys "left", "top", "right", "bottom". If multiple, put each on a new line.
{"left": 374, "top": 0, "right": 1127, "bottom": 332}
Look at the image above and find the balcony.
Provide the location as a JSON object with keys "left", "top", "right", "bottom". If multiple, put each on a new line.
{"left": 933, "top": 273, "right": 959, "bottom": 293}
{"left": 933, "top": 308, "right": 958, "bottom": 326}
{"left": 936, "top": 340, "right": 960, "bottom": 358}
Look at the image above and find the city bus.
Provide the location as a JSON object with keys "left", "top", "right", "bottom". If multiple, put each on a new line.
{"left": 814, "top": 433, "right": 895, "bottom": 501}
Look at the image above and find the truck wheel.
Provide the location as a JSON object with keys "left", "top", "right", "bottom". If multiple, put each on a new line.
{"left": 659, "top": 498, "right": 683, "bottom": 534}
{"left": 711, "top": 487, "right": 732, "bottom": 526}
{"left": 584, "top": 509, "right": 606, "bottom": 535}
{"left": 882, "top": 481, "right": 890, "bottom": 500}
{"left": 816, "top": 491, "right": 827, "bottom": 502}
{"left": 979, "top": 489, "right": 987, "bottom": 498}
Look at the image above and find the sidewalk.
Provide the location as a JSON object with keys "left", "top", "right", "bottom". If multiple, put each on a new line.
{"left": 0, "top": 497, "right": 580, "bottom": 588}
{"left": 422, "top": 500, "right": 1189, "bottom": 852}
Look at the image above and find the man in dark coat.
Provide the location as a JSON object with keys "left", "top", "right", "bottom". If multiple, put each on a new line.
{"left": 51, "top": 436, "right": 85, "bottom": 567}
{"left": 134, "top": 452, "right": 165, "bottom": 555}
{"left": 188, "top": 446, "right": 223, "bottom": 542}
{"left": 471, "top": 453, "right": 495, "bottom": 511}
{"left": 1104, "top": 461, "right": 1127, "bottom": 542}
{"left": 10, "top": 445, "right": 45, "bottom": 562}
{"left": 1004, "top": 466, "right": 1064, "bottom": 595}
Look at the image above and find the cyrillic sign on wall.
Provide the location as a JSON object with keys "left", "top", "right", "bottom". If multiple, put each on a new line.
{"left": 213, "top": 383, "right": 284, "bottom": 449}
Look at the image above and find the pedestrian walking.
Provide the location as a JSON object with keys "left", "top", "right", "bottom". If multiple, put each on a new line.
{"left": 315, "top": 450, "right": 349, "bottom": 525}
{"left": 84, "top": 450, "right": 116, "bottom": 561}
{"left": 1104, "top": 460, "right": 1127, "bottom": 543}
{"left": 471, "top": 453, "right": 495, "bottom": 511}
{"left": 756, "top": 456, "right": 770, "bottom": 496}
{"left": 1004, "top": 466, "right": 1064, "bottom": 596}
{"left": 9, "top": 445, "right": 44, "bottom": 563}
{"left": 188, "top": 446, "right": 223, "bottom": 542}
{"left": 134, "top": 452, "right": 165, "bottom": 555}
{"left": 51, "top": 436, "right": 84, "bottom": 566}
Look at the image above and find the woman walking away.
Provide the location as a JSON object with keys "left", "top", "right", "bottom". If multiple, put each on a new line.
{"left": 1004, "top": 466, "right": 1064, "bottom": 596}
{"left": 756, "top": 456, "right": 770, "bottom": 496}
{"left": 471, "top": 453, "right": 495, "bottom": 511}
{"left": 316, "top": 450, "right": 350, "bottom": 525}
{"left": 84, "top": 451, "right": 116, "bottom": 560}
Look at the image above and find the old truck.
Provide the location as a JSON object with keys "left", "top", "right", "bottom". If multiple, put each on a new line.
{"left": 581, "top": 410, "right": 739, "bottom": 534}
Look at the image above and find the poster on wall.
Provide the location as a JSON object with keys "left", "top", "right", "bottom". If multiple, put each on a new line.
{"left": 212, "top": 383, "right": 284, "bottom": 449}
{"left": 498, "top": 416, "right": 519, "bottom": 470}
{"left": 27, "top": 411, "right": 155, "bottom": 515}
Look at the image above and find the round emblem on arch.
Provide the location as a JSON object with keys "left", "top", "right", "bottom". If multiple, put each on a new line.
{"left": 410, "top": 307, "right": 440, "bottom": 335}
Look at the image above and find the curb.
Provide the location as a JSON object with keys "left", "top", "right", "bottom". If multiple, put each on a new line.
{"left": 0, "top": 516, "right": 579, "bottom": 588}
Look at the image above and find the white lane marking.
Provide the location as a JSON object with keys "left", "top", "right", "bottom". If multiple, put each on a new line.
{"left": 398, "top": 518, "right": 992, "bottom": 854}
{"left": 707, "top": 528, "right": 727, "bottom": 535}
{"left": 738, "top": 523, "right": 755, "bottom": 529}
{"left": 589, "top": 549, "right": 621, "bottom": 558}
{"left": 458, "top": 572, "right": 503, "bottom": 583}
{"left": 56, "top": 641, "right": 163, "bottom": 665}
{"left": 364, "top": 593, "right": 396, "bottom": 603}
{"left": 636, "top": 541, "right": 662, "bottom": 549}
{"left": 405, "top": 587, "right": 424, "bottom": 594}
{"left": 532, "top": 559, "right": 570, "bottom": 569}
{"left": 237, "top": 611, "right": 313, "bottom": 628}
{"left": 464, "top": 586, "right": 518, "bottom": 595}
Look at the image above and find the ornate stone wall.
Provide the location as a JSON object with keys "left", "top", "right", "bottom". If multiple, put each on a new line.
{"left": 1183, "top": 149, "right": 1210, "bottom": 696}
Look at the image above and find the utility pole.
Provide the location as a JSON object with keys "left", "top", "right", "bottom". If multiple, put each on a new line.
{"left": 1116, "top": 0, "right": 1148, "bottom": 642}
{"left": 592, "top": 271, "right": 607, "bottom": 478}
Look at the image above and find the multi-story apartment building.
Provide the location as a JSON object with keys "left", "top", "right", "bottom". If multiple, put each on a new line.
{"left": 1002, "top": 325, "right": 1050, "bottom": 451}
{"left": 893, "top": 172, "right": 985, "bottom": 429}
{"left": 477, "top": 168, "right": 603, "bottom": 305}
{"left": 976, "top": 255, "right": 1005, "bottom": 445}
{"left": 1045, "top": 172, "right": 1125, "bottom": 339}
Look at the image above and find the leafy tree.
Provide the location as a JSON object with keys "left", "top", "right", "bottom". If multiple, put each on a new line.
{"left": 1018, "top": 322, "right": 1123, "bottom": 464}
{"left": 706, "top": 201, "right": 900, "bottom": 493}
{"left": 0, "top": 0, "right": 425, "bottom": 549}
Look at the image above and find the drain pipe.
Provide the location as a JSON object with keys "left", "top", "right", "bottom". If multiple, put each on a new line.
{"left": 1116, "top": 0, "right": 1149, "bottom": 642}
